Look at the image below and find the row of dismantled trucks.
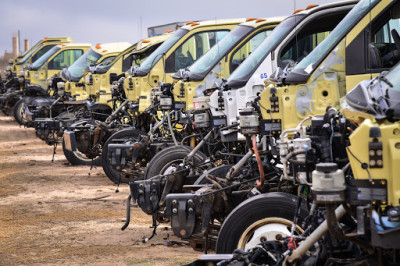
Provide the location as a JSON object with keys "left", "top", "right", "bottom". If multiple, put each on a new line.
{"left": 1, "top": 0, "right": 400, "bottom": 264}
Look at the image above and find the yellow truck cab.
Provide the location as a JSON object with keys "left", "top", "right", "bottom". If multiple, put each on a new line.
{"left": 171, "top": 17, "right": 285, "bottom": 110}
{"left": 13, "top": 37, "right": 73, "bottom": 76}
{"left": 259, "top": 0, "right": 400, "bottom": 130}
{"left": 24, "top": 43, "right": 91, "bottom": 89}
{"left": 123, "top": 19, "right": 246, "bottom": 112}
{"left": 342, "top": 62, "right": 400, "bottom": 207}
{"left": 59, "top": 42, "right": 131, "bottom": 100}
{"left": 82, "top": 34, "right": 171, "bottom": 104}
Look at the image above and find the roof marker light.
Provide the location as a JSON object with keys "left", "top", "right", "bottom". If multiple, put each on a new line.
{"left": 256, "top": 18, "right": 266, "bottom": 23}
{"left": 292, "top": 9, "right": 304, "bottom": 14}
{"left": 95, "top": 43, "right": 101, "bottom": 49}
{"left": 306, "top": 4, "right": 318, "bottom": 10}
{"left": 246, "top": 18, "right": 257, "bottom": 22}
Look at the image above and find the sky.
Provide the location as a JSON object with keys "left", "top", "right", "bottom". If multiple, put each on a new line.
{"left": 0, "top": 0, "right": 339, "bottom": 54}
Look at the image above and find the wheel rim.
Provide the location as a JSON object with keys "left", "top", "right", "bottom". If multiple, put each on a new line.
{"left": 71, "top": 120, "right": 99, "bottom": 162}
{"left": 237, "top": 217, "right": 303, "bottom": 251}
{"left": 159, "top": 159, "right": 182, "bottom": 176}
{"left": 19, "top": 102, "right": 27, "bottom": 123}
{"left": 73, "top": 150, "right": 99, "bottom": 162}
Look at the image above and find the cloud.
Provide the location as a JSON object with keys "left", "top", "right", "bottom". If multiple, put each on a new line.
{"left": 0, "top": 0, "right": 338, "bottom": 53}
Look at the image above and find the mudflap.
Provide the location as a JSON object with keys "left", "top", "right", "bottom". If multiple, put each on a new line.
{"left": 107, "top": 143, "right": 133, "bottom": 170}
{"left": 165, "top": 193, "right": 200, "bottom": 239}
{"left": 63, "top": 130, "right": 77, "bottom": 151}
{"left": 130, "top": 179, "right": 161, "bottom": 215}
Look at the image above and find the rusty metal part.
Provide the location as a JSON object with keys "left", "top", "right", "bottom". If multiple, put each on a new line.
{"left": 205, "top": 175, "right": 230, "bottom": 213}
{"left": 93, "top": 126, "right": 102, "bottom": 145}
{"left": 189, "top": 235, "right": 217, "bottom": 252}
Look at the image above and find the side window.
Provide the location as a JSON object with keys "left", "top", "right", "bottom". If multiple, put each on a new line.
{"left": 280, "top": 30, "right": 330, "bottom": 64}
{"left": 31, "top": 45, "right": 55, "bottom": 62}
{"left": 48, "top": 49, "right": 83, "bottom": 70}
{"left": 279, "top": 11, "right": 348, "bottom": 67}
{"left": 230, "top": 30, "right": 271, "bottom": 72}
{"left": 122, "top": 54, "right": 135, "bottom": 72}
{"left": 370, "top": 15, "right": 400, "bottom": 69}
{"left": 166, "top": 30, "right": 229, "bottom": 72}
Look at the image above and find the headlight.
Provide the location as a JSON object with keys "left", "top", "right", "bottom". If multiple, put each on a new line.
{"left": 57, "top": 82, "right": 65, "bottom": 89}
{"left": 18, "top": 77, "right": 25, "bottom": 83}
{"left": 58, "top": 89, "right": 65, "bottom": 97}
{"left": 85, "top": 75, "right": 90, "bottom": 83}
{"left": 47, "top": 79, "right": 53, "bottom": 86}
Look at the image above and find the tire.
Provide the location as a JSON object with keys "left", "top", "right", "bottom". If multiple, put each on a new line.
{"left": 102, "top": 128, "right": 147, "bottom": 184}
{"left": 144, "top": 145, "right": 206, "bottom": 180}
{"left": 13, "top": 98, "right": 27, "bottom": 125}
{"left": 62, "top": 139, "right": 102, "bottom": 166}
{"left": 216, "top": 192, "right": 309, "bottom": 254}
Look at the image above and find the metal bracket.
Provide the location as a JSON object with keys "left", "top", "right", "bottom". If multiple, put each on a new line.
{"left": 130, "top": 180, "right": 161, "bottom": 215}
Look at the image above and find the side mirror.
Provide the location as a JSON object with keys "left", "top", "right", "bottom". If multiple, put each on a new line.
{"left": 269, "top": 67, "right": 283, "bottom": 81}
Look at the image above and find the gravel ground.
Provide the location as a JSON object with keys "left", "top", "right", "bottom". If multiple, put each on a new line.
{"left": 0, "top": 111, "right": 199, "bottom": 265}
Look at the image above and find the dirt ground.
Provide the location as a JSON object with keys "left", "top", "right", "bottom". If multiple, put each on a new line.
{"left": 0, "top": 112, "right": 199, "bottom": 265}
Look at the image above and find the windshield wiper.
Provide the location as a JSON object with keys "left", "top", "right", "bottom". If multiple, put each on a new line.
{"left": 171, "top": 68, "right": 189, "bottom": 80}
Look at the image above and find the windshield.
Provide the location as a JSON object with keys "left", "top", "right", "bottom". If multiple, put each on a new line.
{"left": 30, "top": 46, "right": 61, "bottom": 70}
{"left": 65, "top": 49, "right": 102, "bottom": 81}
{"left": 382, "top": 64, "right": 400, "bottom": 116}
{"left": 226, "top": 15, "right": 304, "bottom": 87}
{"left": 17, "top": 43, "right": 43, "bottom": 65}
{"left": 385, "top": 64, "right": 400, "bottom": 91}
{"left": 91, "top": 45, "right": 136, "bottom": 74}
{"left": 134, "top": 28, "right": 188, "bottom": 76}
{"left": 186, "top": 25, "right": 253, "bottom": 79}
{"left": 90, "top": 56, "right": 117, "bottom": 74}
{"left": 287, "top": 0, "right": 379, "bottom": 80}
{"left": 20, "top": 40, "right": 40, "bottom": 58}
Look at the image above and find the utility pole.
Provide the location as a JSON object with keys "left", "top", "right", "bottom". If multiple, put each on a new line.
{"left": 140, "top": 16, "right": 142, "bottom": 39}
